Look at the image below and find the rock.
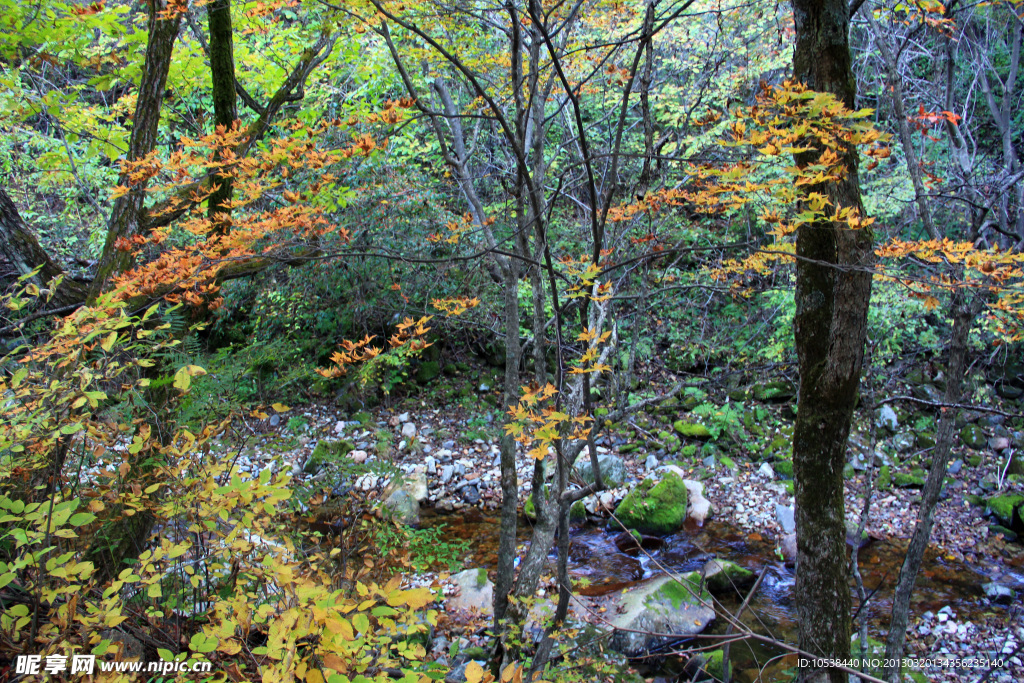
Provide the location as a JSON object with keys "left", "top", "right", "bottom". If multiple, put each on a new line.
{"left": 990, "top": 436, "right": 1011, "bottom": 451}
{"left": 334, "top": 421, "right": 346, "bottom": 434}
{"left": 398, "top": 412, "right": 411, "bottom": 423}
{"left": 683, "top": 650, "right": 725, "bottom": 681}
{"left": 444, "top": 661, "right": 486, "bottom": 683}
{"left": 440, "top": 465, "right": 455, "bottom": 484}
{"left": 269, "top": 413, "right": 281, "bottom": 428}
{"left": 752, "top": 380, "right": 796, "bottom": 402}
{"left": 448, "top": 568, "right": 493, "bottom": 614}
{"left": 683, "top": 479, "right": 713, "bottom": 526}
{"left": 776, "top": 504, "right": 795, "bottom": 535}
{"left": 612, "top": 472, "right": 688, "bottom": 535}
{"left": 702, "top": 559, "right": 755, "bottom": 593}
{"left": 384, "top": 489, "right": 419, "bottom": 525}
{"left": 403, "top": 472, "right": 429, "bottom": 502}
{"left": 674, "top": 421, "right": 711, "bottom": 439}
{"left": 645, "top": 455, "right": 660, "bottom": 471}
{"left": 401, "top": 422, "right": 417, "bottom": 439}
{"left": 894, "top": 468, "right": 926, "bottom": 488}
{"left": 461, "top": 484, "right": 481, "bottom": 506}
{"left": 415, "top": 361, "right": 441, "bottom": 383}
{"left": 986, "top": 494, "right": 1024, "bottom": 529}
{"left": 574, "top": 453, "right": 628, "bottom": 488}
{"left": 349, "top": 450, "right": 368, "bottom": 464}
{"left": 996, "top": 383, "right": 1024, "bottom": 400}
{"left": 947, "top": 459, "right": 963, "bottom": 475}
{"left": 605, "top": 573, "right": 715, "bottom": 656}
{"left": 780, "top": 533, "right": 797, "bottom": 565}
{"left": 876, "top": 465, "right": 892, "bottom": 491}
{"left": 983, "top": 582, "right": 1015, "bottom": 604}
{"left": 757, "top": 462, "right": 775, "bottom": 479}
{"left": 960, "top": 423, "right": 987, "bottom": 449}
{"left": 425, "top": 456, "right": 437, "bottom": 475}
{"left": 304, "top": 439, "right": 354, "bottom": 474}
{"left": 613, "top": 531, "right": 665, "bottom": 555}
{"left": 877, "top": 404, "right": 899, "bottom": 433}
{"left": 989, "top": 524, "right": 1018, "bottom": 541}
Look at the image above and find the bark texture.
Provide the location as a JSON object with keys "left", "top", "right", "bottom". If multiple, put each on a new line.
{"left": 791, "top": 1, "right": 872, "bottom": 682}
{"left": 90, "top": 1, "right": 182, "bottom": 299}
{"left": 0, "top": 188, "right": 87, "bottom": 307}
{"left": 206, "top": 0, "right": 237, "bottom": 230}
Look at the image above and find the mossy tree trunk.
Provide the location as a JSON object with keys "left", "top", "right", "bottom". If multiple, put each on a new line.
{"left": 790, "top": 1, "right": 872, "bottom": 682}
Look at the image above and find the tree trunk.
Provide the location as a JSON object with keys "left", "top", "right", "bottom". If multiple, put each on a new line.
{"left": 89, "top": 0, "right": 181, "bottom": 299}
{"left": 207, "top": 0, "right": 237, "bottom": 232}
{"left": 791, "top": 1, "right": 872, "bottom": 682}
{"left": 0, "top": 188, "right": 87, "bottom": 307}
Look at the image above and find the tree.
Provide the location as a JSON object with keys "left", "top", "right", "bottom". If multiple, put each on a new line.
{"left": 790, "top": 1, "right": 872, "bottom": 681}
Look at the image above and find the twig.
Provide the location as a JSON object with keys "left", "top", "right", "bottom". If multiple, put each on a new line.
{"left": 723, "top": 566, "right": 769, "bottom": 683}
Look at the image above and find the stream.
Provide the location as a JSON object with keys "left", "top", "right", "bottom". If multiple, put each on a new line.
{"left": 420, "top": 508, "right": 1011, "bottom": 681}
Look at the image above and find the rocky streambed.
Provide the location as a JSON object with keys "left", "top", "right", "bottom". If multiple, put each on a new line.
{"left": 140, "top": 397, "right": 1024, "bottom": 682}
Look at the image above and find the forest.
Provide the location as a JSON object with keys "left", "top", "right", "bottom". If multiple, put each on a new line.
{"left": 1, "top": 0, "right": 1023, "bottom": 682}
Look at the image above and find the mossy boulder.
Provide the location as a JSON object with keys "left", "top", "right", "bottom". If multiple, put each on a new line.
{"left": 606, "top": 573, "right": 714, "bottom": 656}
{"left": 674, "top": 421, "right": 712, "bottom": 439}
{"left": 986, "top": 494, "right": 1024, "bottom": 529}
{"left": 612, "top": 472, "right": 688, "bottom": 535}
{"left": 876, "top": 465, "right": 892, "bottom": 491}
{"left": 752, "top": 380, "right": 796, "bottom": 402}
{"left": 414, "top": 360, "right": 441, "bottom": 384}
{"left": 960, "top": 423, "right": 987, "bottom": 449}
{"left": 351, "top": 411, "right": 374, "bottom": 427}
{"left": 775, "top": 460, "right": 793, "bottom": 478}
{"left": 570, "top": 500, "right": 587, "bottom": 522}
{"left": 894, "top": 468, "right": 926, "bottom": 488}
{"left": 304, "top": 439, "right": 354, "bottom": 474}
{"left": 701, "top": 559, "right": 755, "bottom": 593}
{"left": 383, "top": 489, "right": 419, "bottom": 526}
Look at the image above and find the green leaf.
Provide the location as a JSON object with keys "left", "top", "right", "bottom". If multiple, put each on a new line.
{"left": 69, "top": 513, "right": 96, "bottom": 526}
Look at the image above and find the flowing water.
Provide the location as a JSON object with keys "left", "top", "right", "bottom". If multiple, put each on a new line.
{"left": 420, "top": 509, "right": 1003, "bottom": 681}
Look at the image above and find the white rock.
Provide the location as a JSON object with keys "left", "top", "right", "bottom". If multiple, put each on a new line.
{"left": 398, "top": 412, "right": 411, "bottom": 423}
{"left": 349, "top": 450, "right": 368, "bottom": 464}
{"left": 401, "top": 422, "right": 417, "bottom": 439}
{"left": 403, "top": 472, "right": 429, "bottom": 502}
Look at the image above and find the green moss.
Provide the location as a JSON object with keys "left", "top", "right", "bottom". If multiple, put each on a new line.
{"left": 876, "top": 465, "right": 891, "bottom": 491}
{"left": 570, "top": 500, "right": 587, "bottom": 522}
{"left": 987, "top": 494, "right": 1024, "bottom": 527}
{"left": 781, "top": 480, "right": 794, "bottom": 495}
{"left": 414, "top": 360, "right": 441, "bottom": 383}
{"left": 702, "top": 650, "right": 725, "bottom": 679}
{"left": 894, "top": 468, "right": 926, "bottom": 488}
{"left": 612, "top": 472, "right": 688, "bottom": 535}
{"left": 654, "top": 571, "right": 708, "bottom": 610}
{"left": 475, "top": 568, "right": 488, "bottom": 589}
{"left": 305, "top": 439, "right": 354, "bottom": 473}
{"left": 775, "top": 460, "right": 793, "bottom": 478}
{"left": 674, "top": 421, "right": 711, "bottom": 439}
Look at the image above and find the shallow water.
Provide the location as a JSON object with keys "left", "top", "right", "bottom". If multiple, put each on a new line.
{"left": 420, "top": 509, "right": 999, "bottom": 681}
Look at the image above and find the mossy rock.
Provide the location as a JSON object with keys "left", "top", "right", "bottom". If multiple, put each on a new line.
{"left": 674, "top": 421, "right": 711, "bottom": 439}
{"left": 989, "top": 524, "right": 1019, "bottom": 542}
{"left": 718, "top": 454, "right": 737, "bottom": 472}
{"left": 702, "top": 559, "right": 755, "bottom": 593}
{"left": 894, "top": 468, "right": 926, "bottom": 488}
{"left": 843, "top": 463, "right": 855, "bottom": 480}
{"left": 986, "top": 494, "right": 1024, "bottom": 528}
{"left": 752, "top": 380, "right": 796, "bottom": 402}
{"left": 960, "top": 423, "right": 987, "bottom": 449}
{"left": 775, "top": 460, "right": 793, "bottom": 478}
{"left": 619, "top": 442, "right": 641, "bottom": 454}
{"left": 781, "top": 480, "right": 794, "bottom": 495}
{"left": 965, "top": 494, "right": 985, "bottom": 507}
{"left": 305, "top": 439, "right": 354, "bottom": 474}
{"left": 414, "top": 360, "right": 441, "bottom": 384}
{"left": 612, "top": 472, "right": 688, "bottom": 535}
{"left": 702, "top": 649, "right": 725, "bottom": 679}
{"left": 351, "top": 411, "right": 374, "bottom": 427}
{"left": 657, "top": 430, "right": 682, "bottom": 452}
{"left": 968, "top": 454, "right": 983, "bottom": 468}
{"left": 876, "top": 465, "right": 892, "bottom": 491}
{"left": 570, "top": 500, "right": 587, "bottom": 522}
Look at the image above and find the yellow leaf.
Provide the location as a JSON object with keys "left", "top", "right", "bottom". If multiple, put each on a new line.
{"left": 465, "top": 661, "right": 485, "bottom": 683}
{"left": 101, "top": 331, "right": 117, "bottom": 352}
{"left": 272, "top": 402, "right": 290, "bottom": 413}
